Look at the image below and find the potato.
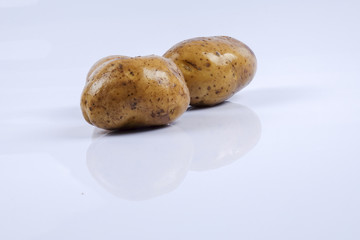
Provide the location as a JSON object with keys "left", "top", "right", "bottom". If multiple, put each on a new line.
{"left": 163, "top": 36, "right": 257, "bottom": 106}
{"left": 81, "top": 55, "right": 190, "bottom": 130}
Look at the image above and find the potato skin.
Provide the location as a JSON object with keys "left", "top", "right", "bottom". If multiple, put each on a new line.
{"left": 163, "top": 36, "right": 257, "bottom": 106}
{"left": 81, "top": 55, "right": 190, "bottom": 130}
{"left": 86, "top": 55, "right": 129, "bottom": 82}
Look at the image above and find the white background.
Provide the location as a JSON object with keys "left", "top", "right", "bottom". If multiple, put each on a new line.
{"left": 1, "top": 0, "right": 359, "bottom": 239}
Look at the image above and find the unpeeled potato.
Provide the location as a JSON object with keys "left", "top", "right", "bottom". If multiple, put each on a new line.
{"left": 163, "top": 36, "right": 257, "bottom": 106}
{"left": 81, "top": 55, "right": 190, "bottom": 130}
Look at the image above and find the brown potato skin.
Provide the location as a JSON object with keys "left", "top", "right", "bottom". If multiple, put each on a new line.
{"left": 81, "top": 55, "right": 190, "bottom": 130}
{"left": 82, "top": 55, "right": 129, "bottom": 124}
{"left": 86, "top": 55, "right": 129, "bottom": 82}
{"left": 163, "top": 36, "right": 257, "bottom": 106}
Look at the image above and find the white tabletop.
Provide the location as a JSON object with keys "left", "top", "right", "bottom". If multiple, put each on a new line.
{"left": 1, "top": 1, "right": 359, "bottom": 239}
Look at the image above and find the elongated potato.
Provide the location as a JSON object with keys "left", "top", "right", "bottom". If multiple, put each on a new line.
{"left": 163, "top": 36, "right": 257, "bottom": 106}
{"left": 81, "top": 55, "right": 190, "bottom": 130}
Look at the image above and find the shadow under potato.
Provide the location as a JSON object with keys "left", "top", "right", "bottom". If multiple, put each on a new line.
{"left": 232, "top": 86, "right": 319, "bottom": 107}
{"left": 186, "top": 101, "right": 228, "bottom": 111}
{"left": 107, "top": 124, "right": 171, "bottom": 136}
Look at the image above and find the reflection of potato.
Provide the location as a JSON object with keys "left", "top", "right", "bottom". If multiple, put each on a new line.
{"left": 87, "top": 126, "right": 193, "bottom": 201}
{"left": 164, "top": 36, "right": 257, "bottom": 106}
{"left": 81, "top": 55, "right": 190, "bottom": 130}
{"left": 178, "top": 102, "right": 261, "bottom": 171}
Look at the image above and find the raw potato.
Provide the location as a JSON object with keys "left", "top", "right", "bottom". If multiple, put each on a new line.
{"left": 163, "top": 36, "right": 257, "bottom": 106}
{"left": 81, "top": 55, "right": 190, "bottom": 130}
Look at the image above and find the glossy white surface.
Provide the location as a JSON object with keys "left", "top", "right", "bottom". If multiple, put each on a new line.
{"left": 1, "top": 0, "right": 359, "bottom": 239}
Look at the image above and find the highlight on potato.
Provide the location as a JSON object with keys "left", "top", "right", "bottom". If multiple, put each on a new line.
{"left": 163, "top": 36, "right": 257, "bottom": 107}
{"left": 81, "top": 55, "right": 190, "bottom": 130}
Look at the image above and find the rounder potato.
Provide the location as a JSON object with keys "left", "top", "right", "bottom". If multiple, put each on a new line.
{"left": 163, "top": 36, "right": 257, "bottom": 106}
{"left": 81, "top": 55, "right": 190, "bottom": 130}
